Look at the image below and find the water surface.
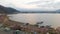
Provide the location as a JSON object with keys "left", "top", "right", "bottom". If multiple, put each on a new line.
{"left": 8, "top": 13, "right": 60, "bottom": 28}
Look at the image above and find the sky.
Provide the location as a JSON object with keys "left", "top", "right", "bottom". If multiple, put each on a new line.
{"left": 0, "top": 0, "right": 60, "bottom": 11}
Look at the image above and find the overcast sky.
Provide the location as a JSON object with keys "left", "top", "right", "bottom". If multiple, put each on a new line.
{"left": 0, "top": 0, "right": 60, "bottom": 11}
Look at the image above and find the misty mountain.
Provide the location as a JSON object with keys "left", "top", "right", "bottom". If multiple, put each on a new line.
{"left": 0, "top": 5, "right": 20, "bottom": 14}
{"left": 19, "top": 9, "right": 60, "bottom": 13}
{"left": 55, "top": 9, "right": 60, "bottom": 13}
{"left": 0, "top": 5, "right": 60, "bottom": 13}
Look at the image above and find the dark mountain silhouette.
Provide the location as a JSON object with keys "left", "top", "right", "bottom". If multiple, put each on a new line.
{"left": 0, "top": 5, "right": 20, "bottom": 14}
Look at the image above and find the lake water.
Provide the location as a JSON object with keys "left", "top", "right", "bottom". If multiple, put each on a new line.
{"left": 8, "top": 13, "right": 60, "bottom": 28}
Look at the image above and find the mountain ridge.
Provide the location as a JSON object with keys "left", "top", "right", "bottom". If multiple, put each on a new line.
{"left": 0, "top": 5, "right": 20, "bottom": 14}
{"left": 0, "top": 5, "right": 60, "bottom": 13}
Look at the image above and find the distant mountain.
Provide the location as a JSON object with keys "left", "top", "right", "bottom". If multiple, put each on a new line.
{"left": 5, "top": 7, "right": 20, "bottom": 14}
{"left": 55, "top": 9, "right": 60, "bottom": 13}
{"left": 20, "top": 9, "right": 60, "bottom": 13}
{"left": 0, "top": 5, "right": 60, "bottom": 13}
{"left": 0, "top": 5, "right": 20, "bottom": 14}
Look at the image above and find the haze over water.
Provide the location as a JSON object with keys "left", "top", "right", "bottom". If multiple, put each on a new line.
{"left": 8, "top": 13, "right": 60, "bottom": 28}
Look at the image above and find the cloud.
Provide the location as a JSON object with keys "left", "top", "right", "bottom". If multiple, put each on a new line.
{"left": 0, "top": 0, "right": 60, "bottom": 11}
{"left": 26, "top": 0, "right": 60, "bottom": 10}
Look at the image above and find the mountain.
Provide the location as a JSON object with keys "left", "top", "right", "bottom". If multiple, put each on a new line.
{"left": 20, "top": 9, "right": 60, "bottom": 13}
{"left": 55, "top": 9, "right": 60, "bottom": 13}
{"left": 0, "top": 5, "right": 20, "bottom": 14}
{"left": 0, "top": 5, "right": 60, "bottom": 13}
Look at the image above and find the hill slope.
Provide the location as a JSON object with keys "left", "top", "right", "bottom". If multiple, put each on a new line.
{"left": 0, "top": 5, "right": 20, "bottom": 14}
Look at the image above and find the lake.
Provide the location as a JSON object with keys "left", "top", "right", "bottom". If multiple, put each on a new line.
{"left": 8, "top": 13, "right": 60, "bottom": 28}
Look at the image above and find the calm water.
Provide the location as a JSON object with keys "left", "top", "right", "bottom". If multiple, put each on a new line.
{"left": 8, "top": 13, "right": 60, "bottom": 28}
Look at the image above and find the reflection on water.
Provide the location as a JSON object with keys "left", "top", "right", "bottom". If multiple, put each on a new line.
{"left": 8, "top": 13, "right": 60, "bottom": 28}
